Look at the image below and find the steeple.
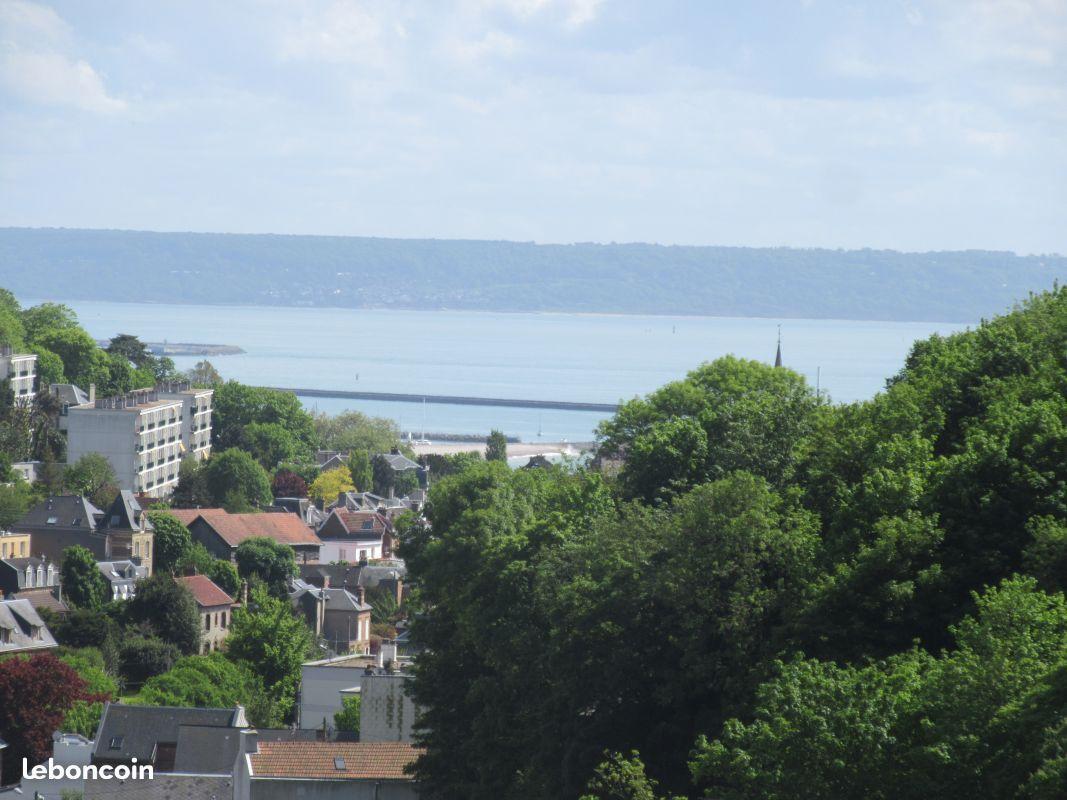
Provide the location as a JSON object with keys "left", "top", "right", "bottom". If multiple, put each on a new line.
{"left": 774, "top": 325, "right": 783, "bottom": 368}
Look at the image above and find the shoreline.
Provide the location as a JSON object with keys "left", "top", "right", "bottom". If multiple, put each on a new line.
{"left": 410, "top": 441, "right": 595, "bottom": 458}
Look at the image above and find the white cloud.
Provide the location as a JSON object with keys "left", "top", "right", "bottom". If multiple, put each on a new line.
{"left": 0, "top": 46, "right": 126, "bottom": 112}
{"left": 0, "top": 1, "right": 125, "bottom": 113}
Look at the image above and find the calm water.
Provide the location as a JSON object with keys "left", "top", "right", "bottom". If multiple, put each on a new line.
{"left": 27, "top": 299, "right": 971, "bottom": 442}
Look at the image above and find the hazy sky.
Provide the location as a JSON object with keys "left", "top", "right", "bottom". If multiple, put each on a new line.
{"left": 1, "top": 1, "right": 1064, "bottom": 252}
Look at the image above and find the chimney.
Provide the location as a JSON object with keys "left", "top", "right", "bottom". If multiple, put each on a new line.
{"left": 357, "top": 585, "right": 366, "bottom": 606}
{"left": 88, "top": 383, "right": 96, "bottom": 404}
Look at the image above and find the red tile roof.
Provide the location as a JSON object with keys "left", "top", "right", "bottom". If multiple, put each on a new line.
{"left": 334, "top": 510, "right": 387, "bottom": 535}
{"left": 249, "top": 741, "right": 421, "bottom": 780}
{"left": 166, "top": 508, "right": 209, "bottom": 527}
{"left": 189, "top": 509, "right": 322, "bottom": 548}
{"left": 176, "top": 574, "right": 234, "bottom": 608}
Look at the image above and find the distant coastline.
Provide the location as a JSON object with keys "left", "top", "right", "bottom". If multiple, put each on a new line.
{"left": 3, "top": 227, "right": 1063, "bottom": 323}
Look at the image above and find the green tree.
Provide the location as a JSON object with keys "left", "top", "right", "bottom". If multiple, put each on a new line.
{"left": 212, "top": 382, "right": 316, "bottom": 452}
{"left": 227, "top": 587, "right": 314, "bottom": 722}
{"left": 58, "top": 648, "right": 118, "bottom": 739}
{"left": 146, "top": 511, "right": 194, "bottom": 573}
{"left": 485, "top": 429, "right": 508, "bottom": 462}
{"left": 106, "top": 333, "right": 154, "bottom": 368}
{"left": 139, "top": 653, "right": 278, "bottom": 725}
{"left": 21, "top": 302, "right": 79, "bottom": 343}
{"left": 63, "top": 453, "right": 118, "bottom": 508}
{"left": 598, "top": 356, "right": 820, "bottom": 498}
{"left": 34, "top": 327, "right": 104, "bottom": 389}
{"left": 61, "top": 545, "right": 110, "bottom": 610}
{"left": 240, "top": 421, "right": 307, "bottom": 469}
{"left": 581, "top": 751, "right": 680, "bottom": 800}
{"left": 313, "top": 409, "right": 398, "bottom": 453}
{"left": 53, "top": 608, "right": 122, "bottom": 671}
{"left": 171, "top": 456, "right": 213, "bottom": 508}
{"left": 125, "top": 573, "right": 201, "bottom": 655}
{"left": 235, "top": 537, "right": 296, "bottom": 597}
{"left": 334, "top": 695, "right": 361, "bottom": 733}
{"left": 204, "top": 448, "right": 272, "bottom": 510}
{"left": 309, "top": 465, "right": 355, "bottom": 503}
{"left": 119, "top": 636, "right": 181, "bottom": 687}
{"left": 347, "top": 449, "right": 373, "bottom": 492}
{"left": 186, "top": 359, "right": 222, "bottom": 387}
{"left": 28, "top": 344, "right": 65, "bottom": 385}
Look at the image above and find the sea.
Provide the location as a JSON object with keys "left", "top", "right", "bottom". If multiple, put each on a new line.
{"left": 25, "top": 299, "right": 972, "bottom": 443}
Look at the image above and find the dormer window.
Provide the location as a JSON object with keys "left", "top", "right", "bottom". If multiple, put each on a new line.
{"left": 36, "top": 566, "right": 44, "bottom": 585}
{"left": 25, "top": 566, "right": 33, "bottom": 587}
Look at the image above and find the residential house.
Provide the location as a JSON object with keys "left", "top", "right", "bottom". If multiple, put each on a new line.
{"left": 0, "top": 597, "right": 57, "bottom": 655}
{"left": 315, "top": 450, "right": 350, "bottom": 471}
{"left": 238, "top": 740, "right": 421, "bottom": 800}
{"left": 170, "top": 508, "right": 322, "bottom": 563}
{"left": 316, "top": 508, "right": 392, "bottom": 563}
{"left": 0, "top": 344, "right": 37, "bottom": 405}
{"left": 0, "top": 530, "right": 30, "bottom": 559}
{"left": 374, "top": 451, "right": 429, "bottom": 499}
{"left": 290, "top": 580, "right": 372, "bottom": 656}
{"left": 18, "top": 491, "right": 155, "bottom": 574}
{"left": 96, "top": 560, "right": 148, "bottom": 601}
{"left": 299, "top": 563, "right": 405, "bottom": 608}
{"left": 270, "top": 496, "right": 327, "bottom": 529}
{"left": 0, "top": 556, "right": 67, "bottom": 616}
{"left": 177, "top": 574, "right": 235, "bottom": 654}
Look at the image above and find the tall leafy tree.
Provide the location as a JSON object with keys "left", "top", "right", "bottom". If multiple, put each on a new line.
{"left": 146, "top": 511, "right": 194, "bottom": 573}
{"left": 125, "top": 573, "right": 201, "bottom": 655}
{"left": 347, "top": 449, "right": 373, "bottom": 492}
{"left": 234, "top": 537, "right": 296, "bottom": 597}
{"left": 64, "top": 453, "right": 118, "bottom": 508}
{"left": 61, "top": 545, "right": 110, "bottom": 609}
{"left": 227, "top": 587, "right": 314, "bottom": 722}
{"left": 203, "top": 447, "right": 272, "bottom": 510}
{"left": 485, "top": 429, "right": 508, "bottom": 462}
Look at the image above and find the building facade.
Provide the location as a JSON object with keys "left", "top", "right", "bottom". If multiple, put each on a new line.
{"left": 0, "top": 345, "right": 37, "bottom": 404}
{"left": 177, "top": 574, "right": 235, "bottom": 654}
{"left": 0, "top": 530, "right": 30, "bottom": 560}
{"left": 60, "top": 384, "right": 213, "bottom": 497}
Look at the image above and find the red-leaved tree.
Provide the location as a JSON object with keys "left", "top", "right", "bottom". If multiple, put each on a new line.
{"left": 0, "top": 653, "right": 95, "bottom": 784}
{"left": 271, "top": 468, "right": 308, "bottom": 498}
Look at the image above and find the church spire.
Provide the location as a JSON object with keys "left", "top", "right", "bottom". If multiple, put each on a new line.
{"left": 774, "top": 325, "right": 782, "bottom": 368}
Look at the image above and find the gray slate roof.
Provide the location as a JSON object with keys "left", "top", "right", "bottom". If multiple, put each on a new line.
{"left": 0, "top": 598, "right": 58, "bottom": 653}
{"left": 18, "top": 495, "right": 104, "bottom": 530}
{"left": 0, "top": 557, "right": 57, "bottom": 589}
{"left": 93, "top": 703, "right": 244, "bottom": 763}
{"left": 97, "top": 560, "right": 148, "bottom": 584}
{"left": 300, "top": 563, "right": 406, "bottom": 589}
{"left": 50, "top": 383, "right": 89, "bottom": 406}
{"left": 172, "top": 725, "right": 244, "bottom": 774}
{"left": 83, "top": 773, "right": 233, "bottom": 800}
{"left": 105, "top": 490, "right": 153, "bottom": 532}
{"left": 376, "top": 452, "right": 420, "bottom": 471}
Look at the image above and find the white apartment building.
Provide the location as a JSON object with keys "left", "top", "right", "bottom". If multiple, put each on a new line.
{"left": 157, "top": 382, "right": 214, "bottom": 461}
{"left": 61, "top": 383, "right": 213, "bottom": 498}
{"left": 0, "top": 345, "right": 37, "bottom": 404}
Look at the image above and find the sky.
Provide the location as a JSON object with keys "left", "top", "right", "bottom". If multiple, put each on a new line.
{"left": 0, "top": 0, "right": 1064, "bottom": 253}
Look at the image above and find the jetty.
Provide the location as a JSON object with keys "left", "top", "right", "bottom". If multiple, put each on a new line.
{"left": 264, "top": 386, "right": 619, "bottom": 413}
